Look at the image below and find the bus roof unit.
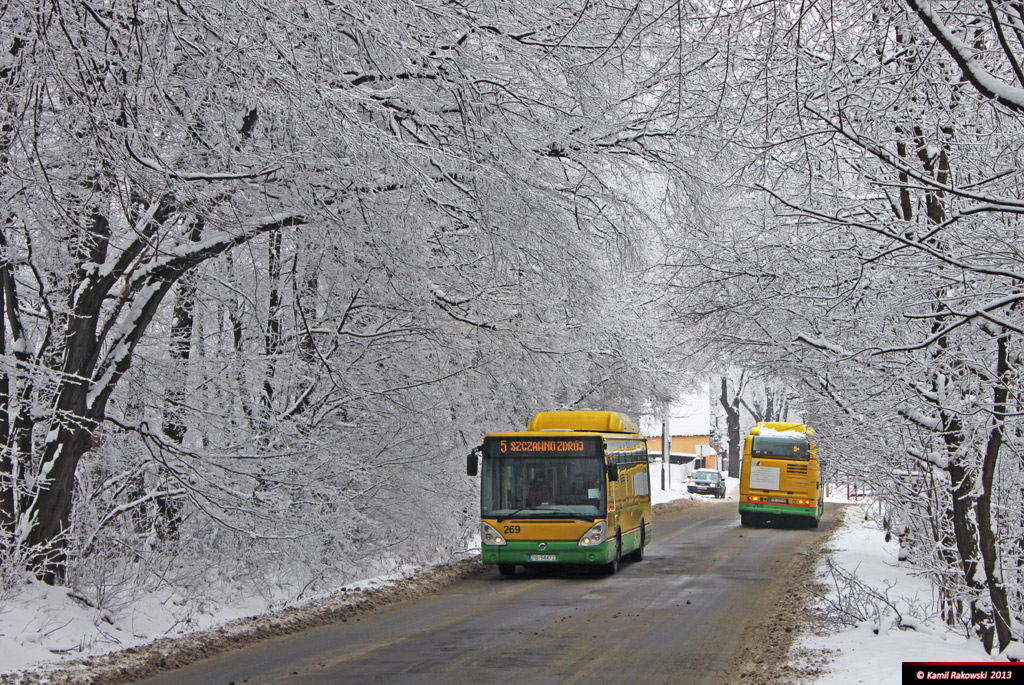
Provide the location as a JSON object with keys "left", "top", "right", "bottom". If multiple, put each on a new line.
{"left": 749, "top": 421, "right": 814, "bottom": 438}
{"left": 527, "top": 410, "right": 639, "bottom": 434}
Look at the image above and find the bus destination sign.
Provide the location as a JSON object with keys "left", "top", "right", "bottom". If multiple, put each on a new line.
{"left": 485, "top": 436, "right": 598, "bottom": 458}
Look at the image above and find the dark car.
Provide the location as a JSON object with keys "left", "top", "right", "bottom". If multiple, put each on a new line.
{"left": 687, "top": 469, "right": 726, "bottom": 499}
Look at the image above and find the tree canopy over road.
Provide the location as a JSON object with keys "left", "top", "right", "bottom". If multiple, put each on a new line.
{"left": 3, "top": 0, "right": 1024, "bottom": 657}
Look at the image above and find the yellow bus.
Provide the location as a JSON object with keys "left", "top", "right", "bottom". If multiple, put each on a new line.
{"left": 467, "top": 410, "right": 652, "bottom": 576}
{"left": 738, "top": 422, "right": 823, "bottom": 528}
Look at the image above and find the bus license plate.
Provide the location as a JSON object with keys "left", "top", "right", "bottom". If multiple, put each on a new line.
{"left": 528, "top": 554, "right": 556, "bottom": 562}
{"left": 768, "top": 497, "right": 788, "bottom": 504}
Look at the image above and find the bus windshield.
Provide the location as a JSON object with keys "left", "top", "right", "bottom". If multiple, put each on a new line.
{"left": 751, "top": 436, "right": 809, "bottom": 460}
{"left": 481, "top": 437, "right": 605, "bottom": 518}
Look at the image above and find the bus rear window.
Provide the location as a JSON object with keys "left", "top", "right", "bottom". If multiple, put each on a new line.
{"left": 751, "top": 436, "right": 809, "bottom": 459}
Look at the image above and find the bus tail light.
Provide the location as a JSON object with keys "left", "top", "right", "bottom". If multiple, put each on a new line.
{"left": 796, "top": 499, "right": 810, "bottom": 506}
{"left": 748, "top": 495, "right": 761, "bottom": 503}
{"left": 578, "top": 521, "right": 606, "bottom": 546}
{"left": 481, "top": 522, "right": 506, "bottom": 546}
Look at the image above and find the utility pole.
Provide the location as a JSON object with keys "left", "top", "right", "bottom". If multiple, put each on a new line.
{"left": 662, "top": 416, "right": 671, "bottom": 490}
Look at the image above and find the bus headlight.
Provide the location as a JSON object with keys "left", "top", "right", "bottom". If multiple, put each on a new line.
{"left": 481, "top": 522, "right": 506, "bottom": 546}
{"left": 578, "top": 521, "right": 606, "bottom": 546}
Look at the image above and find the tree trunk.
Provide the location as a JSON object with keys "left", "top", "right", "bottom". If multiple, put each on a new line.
{"left": 156, "top": 218, "right": 204, "bottom": 539}
{"left": 720, "top": 376, "right": 742, "bottom": 478}
{"left": 976, "top": 331, "right": 1012, "bottom": 651}
{"left": 22, "top": 272, "right": 176, "bottom": 581}
{"left": 945, "top": 421, "right": 994, "bottom": 651}
{"left": 260, "top": 230, "right": 283, "bottom": 435}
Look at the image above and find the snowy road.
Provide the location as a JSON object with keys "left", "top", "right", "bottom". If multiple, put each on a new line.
{"left": 135, "top": 502, "right": 836, "bottom": 685}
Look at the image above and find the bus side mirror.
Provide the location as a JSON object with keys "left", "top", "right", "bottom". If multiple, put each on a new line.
{"left": 467, "top": 446, "right": 480, "bottom": 476}
{"left": 607, "top": 463, "right": 618, "bottom": 481}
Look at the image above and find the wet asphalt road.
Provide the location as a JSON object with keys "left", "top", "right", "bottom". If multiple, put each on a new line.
{"left": 136, "top": 501, "right": 834, "bottom": 685}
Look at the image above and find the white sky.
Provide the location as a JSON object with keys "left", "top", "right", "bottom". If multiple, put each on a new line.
{"left": 639, "top": 388, "right": 711, "bottom": 436}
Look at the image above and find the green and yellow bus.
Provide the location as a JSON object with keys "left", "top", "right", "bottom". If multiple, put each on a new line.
{"left": 467, "top": 410, "right": 652, "bottom": 576}
{"left": 738, "top": 422, "right": 823, "bottom": 528}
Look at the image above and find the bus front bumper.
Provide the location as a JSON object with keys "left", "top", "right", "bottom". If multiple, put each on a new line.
{"left": 481, "top": 540, "right": 612, "bottom": 566}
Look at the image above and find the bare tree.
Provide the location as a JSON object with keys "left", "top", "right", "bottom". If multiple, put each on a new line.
{"left": 0, "top": 0, "right": 698, "bottom": 587}
{"left": 651, "top": 0, "right": 1024, "bottom": 653}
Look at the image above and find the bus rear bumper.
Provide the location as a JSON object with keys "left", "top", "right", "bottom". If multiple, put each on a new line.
{"left": 739, "top": 502, "right": 818, "bottom": 518}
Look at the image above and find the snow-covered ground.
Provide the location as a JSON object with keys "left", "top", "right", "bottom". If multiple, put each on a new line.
{"left": 0, "top": 460, "right": 1005, "bottom": 680}
{"left": 798, "top": 502, "right": 1010, "bottom": 683}
{"left": 0, "top": 555, "right": 421, "bottom": 677}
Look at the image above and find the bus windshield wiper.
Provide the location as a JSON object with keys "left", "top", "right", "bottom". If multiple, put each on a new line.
{"left": 497, "top": 507, "right": 558, "bottom": 521}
